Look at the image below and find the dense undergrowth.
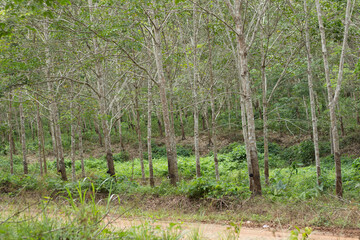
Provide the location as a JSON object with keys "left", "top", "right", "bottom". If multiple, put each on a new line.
{"left": 1, "top": 141, "right": 359, "bottom": 200}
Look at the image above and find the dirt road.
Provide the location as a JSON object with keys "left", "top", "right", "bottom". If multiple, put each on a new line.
{"left": 106, "top": 217, "right": 360, "bottom": 240}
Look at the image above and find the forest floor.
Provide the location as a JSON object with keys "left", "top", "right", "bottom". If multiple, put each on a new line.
{"left": 1, "top": 192, "right": 360, "bottom": 239}
{"left": 106, "top": 217, "right": 359, "bottom": 240}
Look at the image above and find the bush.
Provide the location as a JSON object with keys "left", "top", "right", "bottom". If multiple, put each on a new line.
{"left": 352, "top": 157, "right": 360, "bottom": 171}
{"left": 144, "top": 143, "right": 193, "bottom": 160}
{"left": 113, "top": 151, "right": 130, "bottom": 162}
{"left": 298, "top": 140, "right": 315, "bottom": 166}
{"left": 219, "top": 142, "right": 241, "bottom": 154}
{"left": 229, "top": 145, "right": 247, "bottom": 162}
{"left": 257, "top": 141, "right": 282, "bottom": 155}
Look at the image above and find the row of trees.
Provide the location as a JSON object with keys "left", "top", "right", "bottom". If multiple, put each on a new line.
{"left": 0, "top": 0, "right": 359, "bottom": 197}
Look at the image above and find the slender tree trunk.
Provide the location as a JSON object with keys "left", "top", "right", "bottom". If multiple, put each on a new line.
{"left": 261, "top": 29, "right": 269, "bottom": 185}
{"left": 304, "top": 0, "right": 321, "bottom": 186}
{"left": 207, "top": 19, "right": 220, "bottom": 180}
{"left": 88, "top": 0, "right": 115, "bottom": 176}
{"left": 179, "top": 108, "right": 186, "bottom": 140}
{"left": 148, "top": 78, "right": 155, "bottom": 187}
{"left": 78, "top": 117, "right": 85, "bottom": 178}
{"left": 36, "top": 97, "right": 44, "bottom": 176}
{"left": 70, "top": 82, "right": 76, "bottom": 181}
{"left": 203, "top": 109, "right": 212, "bottom": 146}
{"left": 44, "top": 20, "right": 58, "bottom": 170}
{"left": 315, "top": 0, "right": 353, "bottom": 197}
{"left": 19, "top": 93, "right": 28, "bottom": 175}
{"left": 150, "top": 9, "right": 179, "bottom": 185}
{"left": 94, "top": 118, "right": 103, "bottom": 147}
{"left": 8, "top": 93, "right": 14, "bottom": 175}
{"left": 155, "top": 107, "right": 164, "bottom": 138}
{"left": 134, "top": 85, "right": 146, "bottom": 184}
{"left": 52, "top": 102, "right": 67, "bottom": 181}
{"left": 117, "top": 107, "right": 124, "bottom": 151}
{"left": 234, "top": 1, "right": 262, "bottom": 195}
{"left": 192, "top": 3, "right": 201, "bottom": 178}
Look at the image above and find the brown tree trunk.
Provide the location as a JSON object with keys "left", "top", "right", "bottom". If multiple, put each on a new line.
{"left": 179, "top": 108, "right": 186, "bottom": 140}
{"left": 78, "top": 117, "right": 85, "bottom": 178}
{"left": 234, "top": 1, "right": 262, "bottom": 195}
{"left": 94, "top": 119, "right": 103, "bottom": 147}
{"left": 148, "top": 78, "right": 155, "bottom": 187}
{"left": 134, "top": 85, "right": 146, "bottom": 183}
{"left": 8, "top": 93, "right": 14, "bottom": 175}
{"left": 52, "top": 101, "right": 67, "bottom": 181}
{"left": 70, "top": 81, "right": 76, "bottom": 181}
{"left": 260, "top": 28, "right": 269, "bottom": 185}
{"left": 150, "top": 6, "right": 179, "bottom": 185}
{"left": 304, "top": 0, "right": 321, "bottom": 185}
{"left": 315, "top": 0, "right": 353, "bottom": 197}
{"left": 207, "top": 18, "right": 220, "bottom": 180}
{"left": 36, "top": 97, "right": 44, "bottom": 176}
{"left": 19, "top": 93, "right": 28, "bottom": 175}
{"left": 192, "top": 3, "right": 201, "bottom": 178}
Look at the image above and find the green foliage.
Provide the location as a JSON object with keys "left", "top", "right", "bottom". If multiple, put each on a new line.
{"left": 289, "top": 226, "right": 312, "bottom": 240}
{"left": 113, "top": 151, "right": 130, "bottom": 162}
{"left": 144, "top": 143, "right": 193, "bottom": 160}
{"left": 184, "top": 177, "right": 250, "bottom": 199}
{"left": 352, "top": 157, "right": 360, "bottom": 171}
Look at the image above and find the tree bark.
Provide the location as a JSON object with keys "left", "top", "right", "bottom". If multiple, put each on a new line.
{"left": 19, "top": 93, "right": 28, "bottom": 175}
{"left": 315, "top": 0, "right": 353, "bottom": 197}
{"left": 36, "top": 96, "right": 44, "bottom": 176}
{"left": 148, "top": 78, "right": 155, "bottom": 187}
{"left": 260, "top": 27, "right": 269, "bottom": 185}
{"left": 192, "top": 3, "right": 201, "bottom": 178}
{"left": 207, "top": 18, "right": 220, "bottom": 180}
{"left": 150, "top": 6, "right": 179, "bottom": 185}
{"left": 78, "top": 117, "right": 85, "bottom": 178}
{"left": 8, "top": 93, "right": 14, "bottom": 175}
{"left": 234, "top": 0, "right": 262, "bottom": 195}
{"left": 304, "top": 0, "right": 321, "bottom": 186}
{"left": 179, "top": 107, "right": 186, "bottom": 140}
{"left": 70, "top": 82, "right": 76, "bottom": 181}
{"left": 134, "top": 84, "right": 146, "bottom": 184}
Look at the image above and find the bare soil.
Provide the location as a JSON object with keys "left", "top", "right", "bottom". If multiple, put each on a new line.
{"left": 106, "top": 217, "right": 360, "bottom": 240}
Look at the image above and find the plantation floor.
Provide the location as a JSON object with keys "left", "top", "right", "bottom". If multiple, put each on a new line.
{"left": 2, "top": 193, "right": 359, "bottom": 240}
{"left": 104, "top": 217, "right": 359, "bottom": 240}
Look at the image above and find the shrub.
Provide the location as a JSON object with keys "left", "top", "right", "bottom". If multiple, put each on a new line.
{"left": 229, "top": 145, "right": 247, "bottom": 162}
{"left": 352, "top": 157, "right": 360, "bottom": 171}
{"left": 257, "top": 141, "right": 282, "bottom": 155}
{"left": 113, "top": 151, "right": 130, "bottom": 162}
{"left": 298, "top": 140, "right": 315, "bottom": 166}
{"left": 219, "top": 142, "right": 241, "bottom": 154}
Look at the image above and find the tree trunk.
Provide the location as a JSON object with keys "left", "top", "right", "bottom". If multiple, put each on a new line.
{"left": 207, "top": 18, "right": 220, "bottom": 180}
{"left": 134, "top": 85, "right": 146, "bottom": 184}
{"left": 78, "top": 117, "right": 85, "bottom": 178}
{"left": 315, "top": 0, "right": 353, "bottom": 197}
{"left": 148, "top": 78, "right": 155, "bottom": 187}
{"left": 150, "top": 8, "right": 179, "bottom": 185}
{"left": 19, "top": 93, "right": 28, "bottom": 175}
{"left": 52, "top": 101, "right": 67, "bottom": 181}
{"left": 304, "top": 0, "right": 321, "bottom": 186}
{"left": 192, "top": 3, "right": 201, "bottom": 178}
{"left": 94, "top": 119, "right": 103, "bottom": 147}
{"left": 117, "top": 107, "right": 125, "bottom": 151}
{"left": 234, "top": 1, "right": 262, "bottom": 195}
{"left": 36, "top": 97, "right": 44, "bottom": 176}
{"left": 155, "top": 107, "right": 164, "bottom": 138}
{"left": 70, "top": 82, "right": 76, "bottom": 181}
{"left": 261, "top": 28, "right": 269, "bottom": 185}
{"left": 179, "top": 108, "right": 186, "bottom": 140}
{"left": 8, "top": 93, "right": 14, "bottom": 175}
